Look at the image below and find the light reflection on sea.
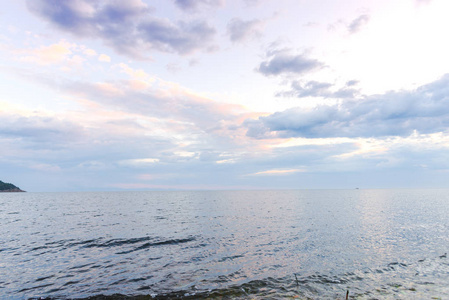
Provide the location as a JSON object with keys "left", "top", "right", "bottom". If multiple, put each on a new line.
{"left": 1, "top": 189, "right": 449, "bottom": 299}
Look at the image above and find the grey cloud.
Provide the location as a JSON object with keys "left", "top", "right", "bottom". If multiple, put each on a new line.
{"left": 227, "top": 18, "right": 262, "bottom": 43}
{"left": 246, "top": 74, "right": 449, "bottom": 139}
{"left": 174, "top": 0, "right": 225, "bottom": 11}
{"left": 244, "top": 118, "right": 273, "bottom": 139}
{"left": 27, "top": 0, "right": 216, "bottom": 57}
{"left": 332, "top": 88, "right": 359, "bottom": 99}
{"left": 277, "top": 80, "right": 359, "bottom": 99}
{"left": 348, "top": 14, "right": 370, "bottom": 34}
{"left": 289, "top": 81, "right": 332, "bottom": 97}
{"left": 346, "top": 80, "right": 359, "bottom": 87}
{"left": 258, "top": 52, "right": 324, "bottom": 76}
{"left": 0, "top": 114, "right": 84, "bottom": 144}
{"left": 138, "top": 19, "right": 215, "bottom": 55}
{"left": 27, "top": 0, "right": 149, "bottom": 35}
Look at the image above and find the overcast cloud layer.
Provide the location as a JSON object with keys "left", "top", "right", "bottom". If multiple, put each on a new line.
{"left": 2, "top": 0, "right": 449, "bottom": 191}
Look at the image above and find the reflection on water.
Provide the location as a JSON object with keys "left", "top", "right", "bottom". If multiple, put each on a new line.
{"left": 1, "top": 189, "right": 449, "bottom": 299}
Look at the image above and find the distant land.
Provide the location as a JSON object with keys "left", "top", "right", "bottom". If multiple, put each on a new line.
{"left": 0, "top": 180, "right": 25, "bottom": 192}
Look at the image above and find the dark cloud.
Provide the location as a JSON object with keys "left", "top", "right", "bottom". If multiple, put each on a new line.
{"left": 258, "top": 52, "right": 324, "bottom": 76}
{"left": 174, "top": 0, "right": 225, "bottom": 11}
{"left": 227, "top": 18, "right": 262, "bottom": 43}
{"left": 246, "top": 74, "right": 449, "bottom": 139}
{"left": 348, "top": 14, "right": 370, "bottom": 34}
{"left": 27, "top": 0, "right": 216, "bottom": 58}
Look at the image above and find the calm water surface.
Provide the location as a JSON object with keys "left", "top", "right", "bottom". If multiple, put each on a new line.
{"left": 1, "top": 189, "right": 449, "bottom": 299}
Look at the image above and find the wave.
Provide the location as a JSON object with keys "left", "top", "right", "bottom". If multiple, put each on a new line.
{"left": 27, "top": 254, "right": 449, "bottom": 300}
{"left": 26, "top": 236, "right": 197, "bottom": 255}
{"left": 117, "top": 237, "right": 197, "bottom": 254}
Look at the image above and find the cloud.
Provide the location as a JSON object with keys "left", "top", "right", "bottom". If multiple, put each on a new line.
{"left": 7, "top": 62, "right": 257, "bottom": 166}
{"left": 257, "top": 51, "right": 324, "bottom": 76}
{"left": 118, "top": 158, "right": 160, "bottom": 168}
{"left": 346, "top": 80, "right": 359, "bottom": 87}
{"left": 112, "top": 182, "right": 256, "bottom": 191}
{"left": 288, "top": 81, "right": 332, "bottom": 97}
{"left": 68, "top": 80, "right": 243, "bottom": 134}
{"left": 138, "top": 19, "right": 216, "bottom": 55}
{"left": 243, "top": 0, "right": 263, "bottom": 6}
{"left": 54, "top": 63, "right": 252, "bottom": 139}
{"left": 27, "top": 0, "right": 144, "bottom": 35}
{"left": 173, "top": 0, "right": 225, "bottom": 11}
{"left": 4, "top": 62, "right": 257, "bottom": 159}
{"left": 98, "top": 54, "right": 111, "bottom": 62}
{"left": 249, "top": 168, "right": 306, "bottom": 176}
{"left": 19, "top": 40, "right": 74, "bottom": 65}
{"left": 0, "top": 112, "right": 84, "bottom": 144}
{"left": 30, "top": 163, "right": 61, "bottom": 172}
{"left": 277, "top": 80, "right": 359, "bottom": 99}
{"left": 227, "top": 18, "right": 263, "bottom": 43}
{"left": 82, "top": 48, "right": 97, "bottom": 56}
{"left": 327, "top": 14, "right": 370, "bottom": 35}
{"left": 1, "top": 70, "right": 273, "bottom": 191}
{"left": 27, "top": 0, "right": 217, "bottom": 58}
{"left": 246, "top": 74, "right": 449, "bottom": 139}
{"left": 347, "top": 14, "right": 370, "bottom": 34}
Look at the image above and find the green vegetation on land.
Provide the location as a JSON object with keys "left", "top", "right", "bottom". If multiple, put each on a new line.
{"left": 0, "top": 180, "right": 25, "bottom": 192}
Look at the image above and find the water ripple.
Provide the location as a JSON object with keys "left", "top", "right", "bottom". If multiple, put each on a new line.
{"left": 2, "top": 190, "right": 449, "bottom": 299}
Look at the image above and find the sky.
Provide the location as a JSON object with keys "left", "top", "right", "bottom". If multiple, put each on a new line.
{"left": 2, "top": 0, "right": 449, "bottom": 192}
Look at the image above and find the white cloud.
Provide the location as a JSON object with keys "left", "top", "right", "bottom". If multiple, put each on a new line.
{"left": 249, "top": 168, "right": 306, "bottom": 176}
{"left": 98, "top": 54, "right": 111, "bottom": 62}
{"left": 20, "top": 40, "right": 74, "bottom": 65}
{"left": 83, "top": 48, "right": 97, "bottom": 56}
{"left": 30, "top": 163, "right": 61, "bottom": 172}
{"left": 118, "top": 158, "right": 160, "bottom": 167}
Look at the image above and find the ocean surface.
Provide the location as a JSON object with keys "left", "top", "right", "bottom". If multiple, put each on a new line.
{"left": 1, "top": 189, "right": 449, "bottom": 299}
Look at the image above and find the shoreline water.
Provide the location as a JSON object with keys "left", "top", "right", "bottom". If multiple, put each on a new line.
{"left": 2, "top": 190, "right": 449, "bottom": 299}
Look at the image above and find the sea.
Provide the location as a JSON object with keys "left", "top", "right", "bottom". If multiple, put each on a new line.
{"left": 1, "top": 189, "right": 449, "bottom": 299}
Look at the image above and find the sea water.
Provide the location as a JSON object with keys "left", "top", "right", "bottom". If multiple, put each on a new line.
{"left": 1, "top": 189, "right": 449, "bottom": 299}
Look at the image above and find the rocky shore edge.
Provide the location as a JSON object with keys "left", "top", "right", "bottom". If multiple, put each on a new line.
{"left": 0, "top": 188, "right": 26, "bottom": 192}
